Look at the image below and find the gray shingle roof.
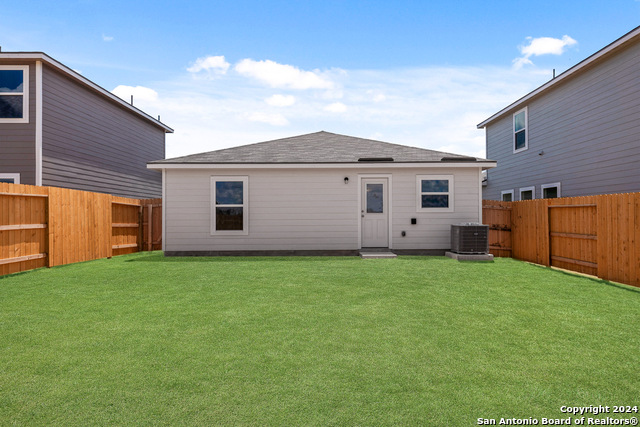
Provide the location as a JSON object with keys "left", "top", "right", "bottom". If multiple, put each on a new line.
{"left": 151, "top": 131, "right": 490, "bottom": 164}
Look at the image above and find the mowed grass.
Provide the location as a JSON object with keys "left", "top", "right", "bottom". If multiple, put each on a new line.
{"left": 0, "top": 253, "right": 638, "bottom": 426}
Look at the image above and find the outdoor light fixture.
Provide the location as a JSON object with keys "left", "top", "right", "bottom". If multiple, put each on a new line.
{"left": 344, "top": 177, "right": 349, "bottom": 184}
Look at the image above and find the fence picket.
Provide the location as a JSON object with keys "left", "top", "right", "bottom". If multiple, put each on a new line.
{"left": 0, "top": 183, "right": 161, "bottom": 276}
{"left": 485, "top": 192, "right": 640, "bottom": 288}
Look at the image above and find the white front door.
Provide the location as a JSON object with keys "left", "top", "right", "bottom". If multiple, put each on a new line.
{"left": 361, "top": 178, "right": 389, "bottom": 248}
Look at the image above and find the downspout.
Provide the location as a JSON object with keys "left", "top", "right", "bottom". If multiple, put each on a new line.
{"left": 162, "top": 168, "right": 166, "bottom": 252}
{"left": 35, "top": 61, "right": 43, "bottom": 186}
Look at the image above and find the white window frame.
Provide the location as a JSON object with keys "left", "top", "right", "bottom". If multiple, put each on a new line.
{"left": 519, "top": 186, "right": 535, "bottom": 201}
{"left": 0, "top": 173, "right": 20, "bottom": 184}
{"left": 0, "top": 65, "right": 29, "bottom": 123}
{"left": 513, "top": 107, "right": 528, "bottom": 154}
{"left": 501, "top": 189, "right": 514, "bottom": 202}
{"left": 416, "top": 175, "right": 454, "bottom": 212}
{"left": 210, "top": 176, "right": 249, "bottom": 235}
{"left": 541, "top": 182, "right": 561, "bottom": 199}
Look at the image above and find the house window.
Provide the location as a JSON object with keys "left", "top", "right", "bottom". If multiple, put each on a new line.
{"left": 513, "top": 107, "right": 527, "bottom": 153}
{"left": 416, "top": 175, "right": 454, "bottom": 212}
{"left": 501, "top": 190, "right": 514, "bottom": 202}
{"left": 0, "top": 66, "right": 29, "bottom": 123}
{"left": 541, "top": 182, "right": 561, "bottom": 199}
{"left": 519, "top": 186, "right": 535, "bottom": 200}
{"left": 0, "top": 173, "right": 20, "bottom": 184}
{"left": 211, "top": 176, "right": 248, "bottom": 235}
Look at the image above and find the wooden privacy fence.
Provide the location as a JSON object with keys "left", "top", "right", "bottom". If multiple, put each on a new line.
{"left": 483, "top": 193, "right": 640, "bottom": 287}
{"left": 0, "top": 183, "right": 162, "bottom": 276}
{"left": 482, "top": 200, "right": 512, "bottom": 258}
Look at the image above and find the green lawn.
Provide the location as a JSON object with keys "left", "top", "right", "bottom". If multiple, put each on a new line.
{"left": 1, "top": 253, "right": 638, "bottom": 426}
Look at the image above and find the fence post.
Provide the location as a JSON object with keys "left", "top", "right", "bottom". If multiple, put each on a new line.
{"left": 108, "top": 198, "right": 113, "bottom": 259}
{"left": 147, "top": 204, "right": 153, "bottom": 251}
{"left": 47, "top": 187, "right": 56, "bottom": 267}
{"left": 138, "top": 205, "right": 143, "bottom": 252}
{"left": 546, "top": 203, "right": 551, "bottom": 267}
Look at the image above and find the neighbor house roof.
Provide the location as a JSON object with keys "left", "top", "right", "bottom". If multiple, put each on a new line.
{"left": 477, "top": 25, "right": 640, "bottom": 129}
{"left": 149, "top": 131, "right": 493, "bottom": 165}
{"left": 0, "top": 51, "right": 173, "bottom": 133}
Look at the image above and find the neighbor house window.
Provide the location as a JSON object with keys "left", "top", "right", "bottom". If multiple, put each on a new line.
{"left": 0, "top": 173, "right": 20, "bottom": 184}
{"left": 0, "top": 66, "right": 29, "bottom": 123}
{"left": 416, "top": 175, "right": 454, "bottom": 212}
{"left": 541, "top": 182, "right": 561, "bottom": 199}
{"left": 501, "top": 190, "right": 514, "bottom": 202}
{"left": 211, "top": 176, "right": 248, "bottom": 235}
{"left": 513, "top": 107, "right": 527, "bottom": 153}
{"left": 519, "top": 186, "right": 535, "bottom": 200}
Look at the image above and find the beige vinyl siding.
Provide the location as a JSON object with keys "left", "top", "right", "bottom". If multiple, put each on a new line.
{"left": 41, "top": 64, "right": 165, "bottom": 198}
{"left": 164, "top": 166, "right": 482, "bottom": 252}
{"left": 0, "top": 60, "right": 36, "bottom": 184}
{"left": 484, "top": 38, "right": 640, "bottom": 200}
{"left": 392, "top": 168, "right": 480, "bottom": 250}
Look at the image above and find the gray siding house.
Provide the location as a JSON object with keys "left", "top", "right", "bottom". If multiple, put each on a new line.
{"left": 479, "top": 26, "right": 640, "bottom": 201}
{"left": 148, "top": 132, "right": 496, "bottom": 255}
{"left": 0, "top": 52, "right": 173, "bottom": 198}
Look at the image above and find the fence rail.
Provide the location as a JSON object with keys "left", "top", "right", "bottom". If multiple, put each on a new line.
{"left": 484, "top": 193, "right": 640, "bottom": 288}
{"left": 1, "top": 183, "right": 161, "bottom": 276}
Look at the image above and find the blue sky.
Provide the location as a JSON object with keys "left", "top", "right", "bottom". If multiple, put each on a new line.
{"left": 3, "top": 1, "right": 639, "bottom": 157}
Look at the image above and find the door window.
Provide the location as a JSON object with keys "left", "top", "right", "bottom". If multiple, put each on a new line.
{"left": 366, "top": 183, "right": 384, "bottom": 213}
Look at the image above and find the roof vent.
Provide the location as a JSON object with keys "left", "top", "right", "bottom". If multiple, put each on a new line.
{"left": 357, "top": 157, "right": 394, "bottom": 162}
{"left": 440, "top": 156, "right": 476, "bottom": 162}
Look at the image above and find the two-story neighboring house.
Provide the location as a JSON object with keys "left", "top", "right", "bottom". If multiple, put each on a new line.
{"left": 0, "top": 51, "right": 173, "bottom": 198}
{"left": 478, "top": 26, "right": 640, "bottom": 201}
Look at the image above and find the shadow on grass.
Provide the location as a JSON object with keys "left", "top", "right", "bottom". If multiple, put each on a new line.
{"left": 124, "top": 254, "right": 362, "bottom": 263}
{"left": 528, "top": 261, "right": 640, "bottom": 294}
{"left": 566, "top": 274, "right": 640, "bottom": 294}
{"left": 0, "top": 268, "right": 48, "bottom": 280}
{"left": 124, "top": 253, "right": 449, "bottom": 264}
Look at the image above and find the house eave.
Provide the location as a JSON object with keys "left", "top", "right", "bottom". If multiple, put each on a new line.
{"left": 147, "top": 161, "right": 497, "bottom": 170}
{"left": 0, "top": 52, "right": 173, "bottom": 133}
{"left": 476, "top": 25, "right": 640, "bottom": 129}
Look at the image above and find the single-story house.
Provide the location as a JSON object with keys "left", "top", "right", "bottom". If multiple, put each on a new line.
{"left": 148, "top": 131, "right": 496, "bottom": 255}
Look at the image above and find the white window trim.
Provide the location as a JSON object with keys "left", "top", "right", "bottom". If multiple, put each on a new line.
{"left": 541, "top": 182, "right": 561, "bottom": 199}
{"left": 210, "top": 176, "right": 249, "bottom": 235}
{"left": 416, "top": 175, "right": 454, "bottom": 212}
{"left": 519, "top": 186, "right": 535, "bottom": 200}
{"left": 0, "top": 65, "right": 29, "bottom": 123}
{"left": 513, "top": 106, "right": 528, "bottom": 154}
{"left": 501, "top": 189, "right": 514, "bottom": 202}
{"left": 0, "top": 173, "right": 20, "bottom": 184}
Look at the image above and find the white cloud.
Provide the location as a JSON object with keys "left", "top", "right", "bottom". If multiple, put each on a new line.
{"left": 112, "top": 85, "right": 159, "bottom": 103}
{"left": 324, "top": 102, "right": 347, "bottom": 113}
{"left": 246, "top": 112, "right": 289, "bottom": 126}
{"left": 102, "top": 34, "right": 114, "bottom": 42}
{"left": 513, "top": 35, "right": 578, "bottom": 69}
{"left": 265, "top": 94, "right": 296, "bottom": 107}
{"left": 366, "top": 90, "right": 386, "bottom": 102}
{"left": 187, "top": 55, "right": 230, "bottom": 74}
{"left": 522, "top": 35, "right": 577, "bottom": 56}
{"left": 512, "top": 56, "right": 534, "bottom": 69}
{"left": 235, "top": 59, "right": 334, "bottom": 90}
{"left": 125, "top": 58, "right": 551, "bottom": 159}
